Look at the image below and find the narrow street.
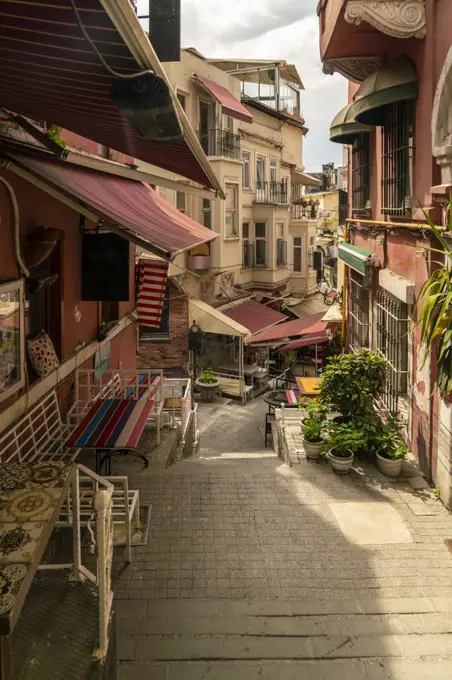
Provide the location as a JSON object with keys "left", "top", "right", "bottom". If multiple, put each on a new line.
{"left": 116, "top": 398, "right": 452, "bottom": 679}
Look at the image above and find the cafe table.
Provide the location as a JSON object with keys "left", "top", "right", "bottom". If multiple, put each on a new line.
{"left": 295, "top": 376, "right": 321, "bottom": 398}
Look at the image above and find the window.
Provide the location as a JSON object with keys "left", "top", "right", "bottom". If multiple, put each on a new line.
{"left": 270, "top": 159, "right": 277, "bottom": 187}
{"left": 176, "top": 191, "right": 186, "bottom": 214}
{"left": 139, "top": 284, "right": 170, "bottom": 342}
{"left": 374, "top": 290, "right": 410, "bottom": 412}
{"left": 256, "top": 156, "right": 266, "bottom": 189}
{"left": 242, "top": 221, "right": 253, "bottom": 269}
{"left": 0, "top": 279, "right": 25, "bottom": 402}
{"left": 281, "top": 176, "right": 289, "bottom": 203}
{"left": 242, "top": 151, "right": 251, "bottom": 189}
{"left": 201, "top": 198, "right": 212, "bottom": 229}
{"left": 177, "top": 92, "right": 186, "bottom": 110}
{"left": 293, "top": 237, "right": 303, "bottom": 273}
{"left": 277, "top": 222, "right": 284, "bottom": 239}
{"left": 352, "top": 133, "right": 371, "bottom": 214}
{"left": 308, "top": 236, "right": 315, "bottom": 271}
{"left": 255, "top": 222, "right": 267, "bottom": 267}
{"left": 381, "top": 101, "right": 414, "bottom": 216}
{"left": 222, "top": 114, "right": 233, "bottom": 131}
{"left": 225, "top": 184, "right": 238, "bottom": 237}
{"left": 348, "top": 270, "right": 370, "bottom": 351}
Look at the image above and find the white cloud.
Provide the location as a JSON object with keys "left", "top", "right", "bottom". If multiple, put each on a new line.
{"left": 138, "top": 0, "right": 348, "bottom": 170}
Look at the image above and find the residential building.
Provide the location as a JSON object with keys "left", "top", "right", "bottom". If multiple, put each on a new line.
{"left": 319, "top": 0, "right": 452, "bottom": 506}
{"left": 137, "top": 49, "right": 321, "bottom": 373}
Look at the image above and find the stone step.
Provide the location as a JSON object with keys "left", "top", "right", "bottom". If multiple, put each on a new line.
{"left": 118, "top": 658, "right": 452, "bottom": 680}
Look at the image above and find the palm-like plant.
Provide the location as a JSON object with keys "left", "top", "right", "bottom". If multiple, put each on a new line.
{"left": 413, "top": 196, "right": 452, "bottom": 397}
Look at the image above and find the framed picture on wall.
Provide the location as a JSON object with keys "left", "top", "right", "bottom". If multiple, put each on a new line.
{"left": 0, "top": 279, "right": 25, "bottom": 402}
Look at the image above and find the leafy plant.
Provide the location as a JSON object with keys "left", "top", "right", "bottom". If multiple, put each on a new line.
{"left": 198, "top": 367, "right": 217, "bottom": 385}
{"left": 326, "top": 422, "right": 367, "bottom": 458}
{"left": 320, "top": 349, "right": 389, "bottom": 418}
{"left": 411, "top": 195, "right": 452, "bottom": 397}
{"left": 302, "top": 417, "right": 324, "bottom": 444}
{"left": 298, "top": 397, "right": 328, "bottom": 421}
{"left": 47, "top": 124, "right": 66, "bottom": 148}
{"left": 373, "top": 413, "right": 409, "bottom": 461}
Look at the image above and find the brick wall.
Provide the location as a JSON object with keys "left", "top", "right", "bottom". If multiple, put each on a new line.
{"left": 137, "top": 282, "right": 189, "bottom": 370}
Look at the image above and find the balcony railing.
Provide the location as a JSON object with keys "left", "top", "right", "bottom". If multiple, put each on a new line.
{"left": 242, "top": 241, "right": 255, "bottom": 269}
{"left": 254, "top": 181, "right": 289, "bottom": 205}
{"left": 276, "top": 239, "right": 287, "bottom": 267}
{"left": 198, "top": 128, "right": 241, "bottom": 159}
{"left": 291, "top": 204, "right": 319, "bottom": 220}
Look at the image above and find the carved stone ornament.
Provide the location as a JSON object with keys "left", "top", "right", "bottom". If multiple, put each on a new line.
{"left": 345, "top": 1, "right": 426, "bottom": 39}
{"left": 323, "top": 56, "right": 382, "bottom": 83}
{"left": 432, "top": 46, "right": 452, "bottom": 185}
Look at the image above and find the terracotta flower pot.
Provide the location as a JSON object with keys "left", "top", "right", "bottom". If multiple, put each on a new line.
{"left": 376, "top": 453, "right": 404, "bottom": 478}
{"left": 329, "top": 451, "right": 354, "bottom": 474}
{"left": 301, "top": 437, "right": 324, "bottom": 460}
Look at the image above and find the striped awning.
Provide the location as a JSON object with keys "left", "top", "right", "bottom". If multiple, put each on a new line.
{"left": 136, "top": 259, "right": 169, "bottom": 327}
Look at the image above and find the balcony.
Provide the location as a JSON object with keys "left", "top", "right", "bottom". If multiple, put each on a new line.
{"left": 291, "top": 204, "right": 319, "bottom": 220}
{"left": 198, "top": 129, "right": 241, "bottom": 159}
{"left": 276, "top": 239, "right": 287, "bottom": 268}
{"left": 254, "top": 181, "right": 289, "bottom": 205}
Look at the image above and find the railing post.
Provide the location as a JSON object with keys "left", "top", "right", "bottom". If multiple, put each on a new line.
{"left": 94, "top": 488, "right": 113, "bottom": 660}
{"left": 69, "top": 465, "right": 85, "bottom": 582}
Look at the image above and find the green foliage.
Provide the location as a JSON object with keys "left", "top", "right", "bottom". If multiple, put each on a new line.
{"left": 298, "top": 397, "right": 328, "bottom": 420}
{"left": 47, "top": 124, "right": 66, "bottom": 148}
{"left": 326, "top": 422, "right": 367, "bottom": 458}
{"left": 320, "top": 349, "right": 389, "bottom": 418}
{"left": 411, "top": 195, "right": 452, "bottom": 398}
{"left": 373, "top": 413, "right": 409, "bottom": 461}
{"left": 198, "top": 367, "right": 217, "bottom": 385}
{"left": 302, "top": 416, "right": 324, "bottom": 444}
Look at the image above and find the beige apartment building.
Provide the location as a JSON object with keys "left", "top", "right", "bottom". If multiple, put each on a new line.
{"left": 137, "top": 48, "right": 321, "bottom": 371}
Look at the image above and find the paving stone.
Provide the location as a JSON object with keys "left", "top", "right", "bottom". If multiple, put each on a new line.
{"left": 136, "top": 636, "right": 223, "bottom": 661}
{"left": 166, "top": 661, "right": 265, "bottom": 679}
{"left": 116, "top": 600, "right": 148, "bottom": 618}
{"left": 290, "top": 599, "right": 363, "bottom": 615}
{"left": 264, "top": 660, "right": 364, "bottom": 679}
{"left": 116, "top": 635, "right": 137, "bottom": 661}
{"left": 117, "top": 662, "right": 167, "bottom": 680}
{"left": 359, "top": 597, "right": 435, "bottom": 614}
{"left": 222, "top": 636, "right": 313, "bottom": 659}
{"left": 219, "top": 600, "right": 292, "bottom": 617}
{"left": 363, "top": 659, "right": 452, "bottom": 679}
{"left": 431, "top": 597, "right": 452, "bottom": 612}
{"left": 408, "top": 477, "right": 431, "bottom": 490}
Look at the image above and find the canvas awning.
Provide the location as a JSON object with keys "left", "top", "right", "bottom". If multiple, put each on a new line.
{"left": 248, "top": 316, "right": 325, "bottom": 346}
{"left": 189, "top": 299, "right": 250, "bottom": 338}
{"left": 353, "top": 56, "right": 418, "bottom": 126}
{"left": 291, "top": 168, "right": 322, "bottom": 186}
{"left": 284, "top": 295, "right": 326, "bottom": 320}
{"left": 338, "top": 242, "right": 373, "bottom": 275}
{"left": 3, "top": 148, "right": 218, "bottom": 259}
{"left": 330, "top": 102, "right": 373, "bottom": 145}
{"left": 218, "top": 300, "right": 288, "bottom": 336}
{"left": 280, "top": 330, "right": 329, "bottom": 351}
{"left": 0, "top": 0, "right": 222, "bottom": 194}
{"left": 193, "top": 75, "right": 253, "bottom": 124}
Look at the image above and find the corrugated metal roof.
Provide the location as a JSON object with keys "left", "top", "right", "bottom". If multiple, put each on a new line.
{"left": 220, "top": 300, "right": 287, "bottom": 336}
{"left": 248, "top": 314, "right": 325, "bottom": 345}
{"left": 0, "top": 0, "right": 221, "bottom": 192}
{"left": 6, "top": 149, "right": 218, "bottom": 257}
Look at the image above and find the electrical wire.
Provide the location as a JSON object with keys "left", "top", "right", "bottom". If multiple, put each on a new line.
{"left": 0, "top": 176, "right": 29, "bottom": 277}
{"left": 68, "top": 0, "right": 152, "bottom": 79}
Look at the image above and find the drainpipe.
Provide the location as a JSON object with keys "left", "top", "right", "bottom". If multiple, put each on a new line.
{"left": 0, "top": 175, "right": 30, "bottom": 278}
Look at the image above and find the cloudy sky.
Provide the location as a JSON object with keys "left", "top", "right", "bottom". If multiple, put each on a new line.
{"left": 138, "top": 0, "right": 347, "bottom": 171}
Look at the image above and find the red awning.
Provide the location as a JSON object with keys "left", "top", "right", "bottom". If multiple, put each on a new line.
{"left": 5, "top": 149, "right": 218, "bottom": 258}
{"left": 0, "top": 0, "right": 221, "bottom": 192}
{"left": 248, "top": 313, "right": 325, "bottom": 345}
{"left": 280, "top": 331, "right": 329, "bottom": 351}
{"left": 220, "top": 300, "right": 287, "bottom": 336}
{"left": 194, "top": 75, "right": 253, "bottom": 124}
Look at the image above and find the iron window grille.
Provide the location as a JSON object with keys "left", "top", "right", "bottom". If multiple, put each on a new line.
{"left": 352, "top": 133, "right": 370, "bottom": 214}
{"left": 375, "top": 290, "right": 410, "bottom": 413}
{"left": 276, "top": 238, "right": 287, "bottom": 267}
{"left": 348, "top": 269, "right": 370, "bottom": 351}
{"left": 381, "top": 101, "right": 414, "bottom": 217}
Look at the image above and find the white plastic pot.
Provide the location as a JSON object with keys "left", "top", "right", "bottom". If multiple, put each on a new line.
{"left": 376, "top": 453, "right": 404, "bottom": 478}
{"left": 302, "top": 437, "right": 324, "bottom": 460}
{"left": 329, "top": 451, "right": 354, "bottom": 474}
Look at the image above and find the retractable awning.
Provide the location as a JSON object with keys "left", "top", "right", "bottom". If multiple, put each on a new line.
{"left": 193, "top": 75, "right": 254, "bottom": 124}
{"left": 189, "top": 300, "right": 250, "bottom": 338}
{"left": 338, "top": 242, "right": 373, "bottom": 275}
{"left": 291, "top": 168, "right": 322, "bottom": 186}
{"left": 280, "top": 331, "right": 329, "bottom": 351}
{"left": 0, "top": 0, "right": 222, "bottom": 194}
{"left": 248, "top": 314, "right": 325, "bottom": 345}
{"left": 330, "top": 102, "right": 373, "bottom": 145}
{"left": 353, "top": 56, "right": 418, "bottom": 126}
{"left": 218, "top": 300, "right": 287, "bottom": 336}
{"left": 3, "top": 149, "right": 218, "bottom": 259}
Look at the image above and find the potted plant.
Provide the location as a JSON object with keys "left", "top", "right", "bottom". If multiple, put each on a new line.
{"left": 301, "top": 415, "right": 325, "bottom": 460}
{"left": 326, "top": 422, "right": 367, "bottom": 474}
{"left": 298, "top": 397, "right": 328, "bottom": 433}
{"left": 374, "top": 415, "right": 409, "bottom": 477}
{"left": 320, "top": 350, "right": 389, "bottom": 422}
{"left": 195, "top": 367, "right": 220, "bottom": 403}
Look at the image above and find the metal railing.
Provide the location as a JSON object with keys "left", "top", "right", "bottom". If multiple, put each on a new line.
{"left": 276, "top": 238, "right": 287, "bottom": 267}
{"left": 254, "top": 181, "right": 289, "bottom": 204}
{"left": 291, "top": 204, "right": 319, "bottom": 220}
{"left": 198, "top": 128, "right": 241, "bottom": 159}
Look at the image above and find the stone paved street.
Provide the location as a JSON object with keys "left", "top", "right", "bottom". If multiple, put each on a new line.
{"left": 116, "top": 399, "right": 452, "bottom": 679}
